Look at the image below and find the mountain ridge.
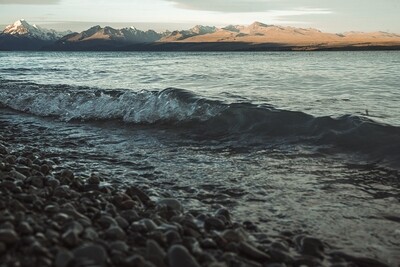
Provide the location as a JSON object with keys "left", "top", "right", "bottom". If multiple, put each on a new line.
{"left": 1, "top": 19, "right": 400, "bottom": 51}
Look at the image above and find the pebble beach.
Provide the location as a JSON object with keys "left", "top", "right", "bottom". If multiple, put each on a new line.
{"left": 0, "top": 128, "right": 392, "bottom": 267}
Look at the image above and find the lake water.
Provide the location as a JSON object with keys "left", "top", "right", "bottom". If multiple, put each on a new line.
{"left": 1, "top": 51, "right": 399, "bottom": 265}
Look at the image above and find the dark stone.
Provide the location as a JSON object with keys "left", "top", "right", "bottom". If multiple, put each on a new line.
{"left": 0, "top": 229, "right": 19, "bottom": 244}
{"left": 126, "top": 186, "right": 151, "bottom": 204}
{"left": 239, "top": 241, "right": 270, "bottom": 261}
{"left": 167, "top": 244, "right": 201, "bottom": 267}
{"left": 204, "top": 217, "right": 225, "bottom": 231}
{"left": 147, "top": 239, "right": 167, "bottom": 267}
{"left": 73, "top": 243, "right": 108, "bottom": 267}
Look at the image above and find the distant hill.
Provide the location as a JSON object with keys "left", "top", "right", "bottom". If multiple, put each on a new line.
{"left": 1, "top": 19, "right": 400, "bottom": 51}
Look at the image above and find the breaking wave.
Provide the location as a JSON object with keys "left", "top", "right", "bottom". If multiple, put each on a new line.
{"left": 1, "top": 79, "right": 399, "bottom": 168}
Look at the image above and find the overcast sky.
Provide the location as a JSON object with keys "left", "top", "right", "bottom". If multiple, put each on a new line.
{"left": 0, "top": 0, "right": 399, "bottom": 33}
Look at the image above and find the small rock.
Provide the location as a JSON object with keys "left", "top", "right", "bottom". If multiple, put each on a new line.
{"left": 115, "top": 216, "right": 129, "bottom": 229}
{"left": 126, "top": 186, "right": 151, "bottom": 203}
{"left": 295, "top": 236, "right": 325, "bottom": 259}
{"left": 18, "top": 222, "right": 33, "bottom": 235}
{"left": 73, "top": 243, "right": 107, "bottom": 267}
{"left": 204, "top": 217, "right": 225, "bottom": 231}
{"left": 168, "top": 244, "right": 201, "bottom": 267}
{"left": 147, "top": 239, "right": 167, "bottom": 267}
{"left": 10, "top": 169, "right": 26, "bottom": 180}
{"left": 0, "top": 241, "right": 6, "bottom": 254}
{"left": 157, "top": 198, "right": 183, "bottom": 212}
{"left": 109, "top": 240, "right": 129, "bottom": 253}
{"left": 0, "top": 229, "right": 19, "bottom": 244}
{"left": 87, "top": 174, "right": 100, "bottom": 185}
{"left": 0, "top": 144, "right": 8, "bottom": 155}
{"left": 62, "top": 229, "right": 80, "bottom": 247}
{"left": 119, "top": 200, "right": 136, "bottom": 210}
{"left": 31, "top": 176, "right": 44, "bottom": 188}
{"left": 215, "top": 208, "right": 231, "bottom": 222}
{"left": 105, "top": 226, "right": 125, "bottom": 240}
{"left": 40, "top": 164, "right": 50, "bottom": 175}
{"left": 239, "top": 242, "right": 270, "bottom": 261}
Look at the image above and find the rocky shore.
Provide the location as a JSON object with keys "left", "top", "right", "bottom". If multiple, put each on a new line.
{"left": 0, "top": 140, "right": 391, "bottom": 267}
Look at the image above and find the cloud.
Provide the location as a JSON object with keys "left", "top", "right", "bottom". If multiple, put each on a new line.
{"left": 0, "top": 0, "right": 59, "bottom": 4}
{"left": 165, "top": 0, "right": 281, "bottom": 13}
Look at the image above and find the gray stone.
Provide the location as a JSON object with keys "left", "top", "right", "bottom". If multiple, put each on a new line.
{"left": 0, "top": 229, "right": 19, "bottom": 244}
{"left": 0, "top": 241, "right": 6, "bottom": 254}
{"left": 157, "top": 198, "right": 183, "bottom": 212}
{"left": 147, "top": 239, "right": 166, "bottom": 267}
{"left": 31, "top": 176, "right": 44, "bottom": 188}
{"left": 167, "top": 244, "right": 201, "bottom": 267}
{"left": 204, "top": 217, "right": 225, "bottom": 231}
{"left": 62, "top": 229, "right": 80, "bottom": 247}
{"left": 73, "top": 244, "right": 107, "bottom": 267}
{"left": 239, "top": 242, "right": 270, "bottom": 261}
{"left": 105, "top": 226, "right": 125, "bottom": 240}
{"left": 18, "top": 222, "right": 33, "bottom": 235}
{"left": 109, "top": 240, "right": 129, "bottom": 253}
{"left": 115, "top": 216, "right": 129, "bottom": 229}
{"left": 126, "top": 186, "right": 151, "bottom": 203}
{"left": 139, "top": 218, "right": 158, "bottom": 232}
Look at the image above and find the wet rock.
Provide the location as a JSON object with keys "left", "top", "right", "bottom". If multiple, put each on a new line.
{"left": 140, "top": 218, "right": 158, "bottom": 232}
{"left": 120, "top": 200, "right": 136, "bottom": 210}
{"left": 83, "top": 227, "right": 99, "bottom": 241}
{"left": 62, "top": 229, "right": 80, "bottom": 247}
{"left": 215, "top": 208, "right": 231, "bottom": 222}
{"left": 61, "top": 169, "right": 74, "bottom": 180}
{"left": 109, "top": 240, "right": 129, "bottom": 253}
{"left": 73, "top": 243, "right": 107, "bottom": 267}
{"left": 295, "top": 236, "right": 325, "bottom": 259}
{"left": 157, "top": 198, "right": 183, "bottom": 212}
{"left": 46, "top": 177, "right": 60, "bottom": 188}
{"left": 88, "top": 174, "right": 100, "bottom": 185}
{"left": 18, "top": 221, "right": 33, "bottom": 235}
{"left": 40, "top": 164, "right": 50, "bottom": 175}
{"left": 221, "top": 229, "right": 248, "bottom": 243}
{"left": 125, "top": 255, "right": 146, "bottom": 267}
{"left": 31, "top": 176, "right": 44, "bottom": 188}
{"left": 0, "top": 229, "right": 19, "bottom": 244}
{"left": 0, "top": 241, "right": 6, "bottom": 254}
{"left": 204, "top": 217, "right": 225, "bottom": 231}
{"left": 126, "top": 186, "right": 151, "bottom": 204}
{"left": 147, "top": 239, "right": 167, "bottom": 267}
{"left": 0, "top": 144, "right": 8, "bottom": 155}
{"left": 10, "top": 169, "right": 26, "bottom": 180}
{"left": 105, "top": 226, "right": 126, "bottom": 240}
{"left": 239, "top": 241, "right": 270, "bottom": 261}
{"left": 269, "top": 249, "right": 293, "bottom": 263}
{"left": 168, "top": 244, "right": 201, "bottom": 267}
{"left": 120, "top": 210, "right": 140, "bottom": 223}
{"left": 165, "top": 230, "right": 182, "bottom": 245}
{"left": 115, "top": 216, "right": 129, "bottom": 229}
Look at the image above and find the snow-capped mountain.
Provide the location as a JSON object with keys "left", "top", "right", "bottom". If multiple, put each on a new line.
{"left": 2, "top": 19, "right": 71, "bottom": 41}
{"left": 59, "top": 25, "right": 161, "bottom": 44}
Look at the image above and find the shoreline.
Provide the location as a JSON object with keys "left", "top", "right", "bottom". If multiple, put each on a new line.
{"left": 0, "top": 129, "right": 392, "bottom": 267}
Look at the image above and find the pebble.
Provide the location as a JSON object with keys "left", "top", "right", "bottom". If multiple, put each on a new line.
{"left": 73, "top": 243, "right": 107, "bottom": 267}
{"left": 204, "top": 217, "right": 225, "bottom": 231}
{"left": 147, "top": 239, "right": 167, "bottom": 267}
{"left": 239, "top": 241, "right": 270, "bottom": 261}
{"left": 157, "top": 198, "right": 183, "bottom": 212}
{"left": 0, "top": 146, "right": 389, "bottom": 267}
{"left": 0, "top": 229, "right": 19, "bottom": 244}
{"left": 105, "top": 226, "right": 126, "bottom": 240}
{"left": 168, "top": 244, "right": 201, "bottom": 267}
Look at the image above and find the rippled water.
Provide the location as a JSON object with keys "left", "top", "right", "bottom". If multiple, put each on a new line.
{"left": 0, "top": 51, "right": 399, "bottom": 265}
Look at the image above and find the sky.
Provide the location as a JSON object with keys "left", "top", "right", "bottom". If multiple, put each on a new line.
{"left": 0, "top": 0, "right": 399, "bottom": 33}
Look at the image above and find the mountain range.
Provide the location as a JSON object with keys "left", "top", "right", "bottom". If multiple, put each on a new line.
{"left": 1, "top": 19, "right": 400, "bottom": 51}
